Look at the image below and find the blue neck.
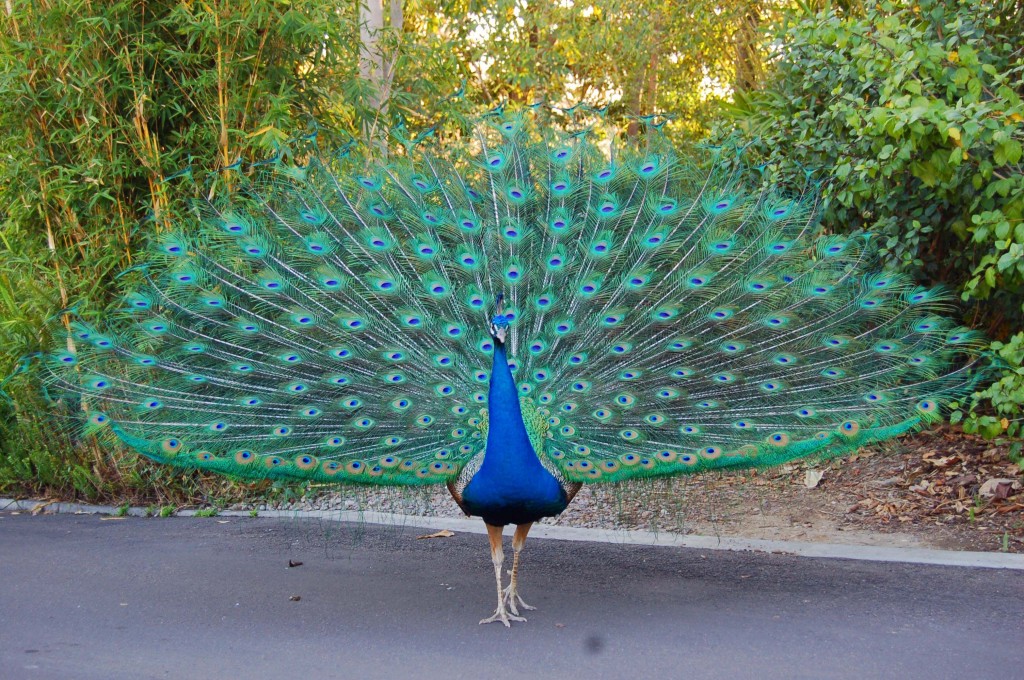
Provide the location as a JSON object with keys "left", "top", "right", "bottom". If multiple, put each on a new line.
{"left": 481, "top": 341, "right": 538, "bottom": 473}
{"left": 459, "top": 338, "right": 569, "bottom": 525}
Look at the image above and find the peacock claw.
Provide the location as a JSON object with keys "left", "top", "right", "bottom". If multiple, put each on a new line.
{"left": 479, "top": 606, "right": 527, "bottom": 627}
{"left": 503, "top": 585, "right": 536, "bottom": 615}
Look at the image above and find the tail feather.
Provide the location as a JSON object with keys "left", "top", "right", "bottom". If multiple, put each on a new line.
{"left": 39, "top": 113, "right": 985, "bottom": 486}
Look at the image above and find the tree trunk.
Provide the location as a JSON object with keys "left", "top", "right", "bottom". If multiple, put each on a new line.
{"left": 359, "top": 0, "right": 385, "bottom": 105}
{"left": 734, "top": 1, "right": 762, "bottom": 92}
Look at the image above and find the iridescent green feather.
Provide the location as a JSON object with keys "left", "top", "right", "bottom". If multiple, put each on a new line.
{"left": 40, "top": 113, "right": 984, "bottom": 487}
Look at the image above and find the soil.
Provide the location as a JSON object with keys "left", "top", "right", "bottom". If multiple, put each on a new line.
{"left": 572, "top": 427, "right": 1024, "bottom": 553}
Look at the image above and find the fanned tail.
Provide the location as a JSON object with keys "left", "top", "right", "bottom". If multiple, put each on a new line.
{"left": 37, "top": 111, "right": 987, "bottom": 486}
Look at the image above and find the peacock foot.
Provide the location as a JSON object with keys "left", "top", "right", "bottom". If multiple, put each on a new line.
{"left": 479, "top": 601, "right": 528, "bottom": 627}
{"left": 502, "top": 584, "right": 537, "bottom": 616}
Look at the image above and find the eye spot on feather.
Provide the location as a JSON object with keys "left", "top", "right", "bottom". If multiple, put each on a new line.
{"left": 710, "top": 308, "right": 733, "bottom": 321}
{"left": 700, "top": 446, "right": 721, "bottom": 460}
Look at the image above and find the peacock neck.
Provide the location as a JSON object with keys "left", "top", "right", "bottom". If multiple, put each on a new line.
{"left": 481, "top": 341, "right": 539, "bottom": 473}
{"left": 459, "top": 336, "right": 570, "bottom": 526}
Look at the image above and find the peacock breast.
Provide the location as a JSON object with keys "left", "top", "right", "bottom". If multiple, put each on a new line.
{"left": 460, "top": 451, "right": 569, "bottom": 526}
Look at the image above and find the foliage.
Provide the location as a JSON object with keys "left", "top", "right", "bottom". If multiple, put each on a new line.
{"left": 410, "top": 0, "right": 776, "bottom": 137}
{"left": 0, "top": 0, "right": 362, "bottom": 499}
{"left": 715, "top": 0, "right": 1024, "bottom": 434}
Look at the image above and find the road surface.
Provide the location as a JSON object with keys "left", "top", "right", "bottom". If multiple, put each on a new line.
{"left": 1, "top": 512, "right": 1020, "bottom": 679}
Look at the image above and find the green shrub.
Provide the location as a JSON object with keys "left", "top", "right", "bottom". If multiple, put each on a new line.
{"left": 716, "top": 0, "right": 1024, "bottom": 434}
{"left": 0, "top": 0, "right": 359, "bottom": 499}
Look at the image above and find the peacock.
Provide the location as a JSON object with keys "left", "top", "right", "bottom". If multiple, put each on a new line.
{"left": 38, "top": 110, "right": 982, "bottom": 626}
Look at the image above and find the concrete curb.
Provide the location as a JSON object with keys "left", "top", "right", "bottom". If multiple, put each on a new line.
{"left": 3, "top": 497, "right": 1023, "bottom": 570}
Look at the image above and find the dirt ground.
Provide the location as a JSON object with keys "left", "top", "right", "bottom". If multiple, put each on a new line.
{"left": 259, "top": 427, "right": 1024, "bottom": 554}
{"left": 579, "top": 427, "right": 1024, "bottom": 553}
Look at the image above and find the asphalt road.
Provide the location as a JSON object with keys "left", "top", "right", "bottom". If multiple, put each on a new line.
{"left": 1, "top": 512, "right": 1021, "bottom": 680}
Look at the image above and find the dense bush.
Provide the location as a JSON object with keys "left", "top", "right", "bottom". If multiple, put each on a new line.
{"left": 716, "top": 0, "right": 1024, "bottom": 437}
{"left": 0, "top": 0, "right": 363, "bottom": 499}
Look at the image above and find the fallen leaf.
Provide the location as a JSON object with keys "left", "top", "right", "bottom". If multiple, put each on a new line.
{"left": 416, "top": 529, "right": 455, "bottom": 539}
{"left": 288, "top": 560, "right": 303, "bottom": 568}
{"left": 804, "top": 469, "right": 824, "bottom": 489}
{"left": 979, "top": 478, "right": 1016, "bottom": 500}
{"left": 289, "top": 595, "right": 301, "bottom": 602}
{"left": 32, "top": 501, "right": 56, "bottom": 515}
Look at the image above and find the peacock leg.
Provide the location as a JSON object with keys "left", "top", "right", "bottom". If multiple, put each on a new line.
{"left": 479, "top": 523, "right": 526, "bottom": 626}
{"left": 503, "top": 522, "right": 537, "bottom": 615}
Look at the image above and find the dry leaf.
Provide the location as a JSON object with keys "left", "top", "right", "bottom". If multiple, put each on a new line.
{"left": 32, "top": 501, "right": 56, "bottom": 516}
{"left": 804, "top": 469, "right": 824, "bottom": 489}
{"left": 979, "top": 478, "right": 1017, "bottom": 500}
{"left": 417, "top": 529, "right": 455, "bottom": 539}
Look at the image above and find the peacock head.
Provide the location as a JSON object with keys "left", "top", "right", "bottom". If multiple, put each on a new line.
{"left": 490, "top": 293, "right": 509, "bottom": 344}
{"left": 490, "top": 314, "right": 509, "bottom": 345}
